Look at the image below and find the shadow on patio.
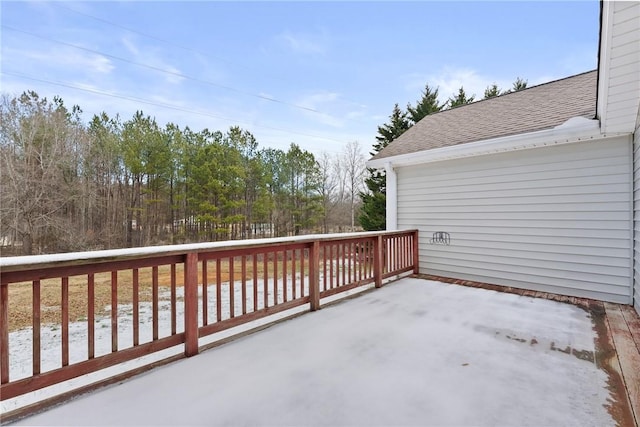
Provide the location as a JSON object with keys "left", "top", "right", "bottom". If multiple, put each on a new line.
{"left": 9, "top": 277, "right": 639, "bottom": 426}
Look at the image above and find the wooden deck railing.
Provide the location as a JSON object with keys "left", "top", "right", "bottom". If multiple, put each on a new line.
{"left": 0, "top": 230, "right": 418, "bottom": 403}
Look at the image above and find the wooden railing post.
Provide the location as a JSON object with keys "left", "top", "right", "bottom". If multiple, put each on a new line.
{"left": 412, "top": 230, "right": 420, "bottom": 274}
{"left": 184, "top": 252, "right": 199, "bottom": 357}
{"left": 309, "top": 241, "right": 320, "bottom": 311}
{"left": 374, "top": 235, "right": 383, "bottom": 288}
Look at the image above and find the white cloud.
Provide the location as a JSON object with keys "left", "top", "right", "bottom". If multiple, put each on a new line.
{"left": 299, "top": 91, "right": 340, "bottom": 108}
{"left": 163, "top": 66, "right": 185, "bottom": 84}
{"left": 296, "top": 91, "right": 345, "bottom": 128}
{"left": 118, "top": 36, "right": 184, "bottom": 85}
{"left": 121, "top": 37, "right": 140, "bottom": 56}
{"left": 276, "top": 30, "right": 328, "bottom": 55}
{"left": 404, "top": 67, "right": 516, "bottom": 104}
{"left": 16, "top": 46, "right": 115, "bottom": 75}
{"left": 92, "top": 55, "right": 115, "bottom": 74}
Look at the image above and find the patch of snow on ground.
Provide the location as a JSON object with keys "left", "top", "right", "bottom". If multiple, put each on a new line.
{"left": 3, "top": 272, "right": 372, "bottom": 414}
{"left": 10, "top": 278, "right": 615, "bottom": 426}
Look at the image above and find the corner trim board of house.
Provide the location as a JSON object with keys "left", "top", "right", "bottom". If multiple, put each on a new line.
{"left": 596, "top": 0, "right": 613, "bottom": 130}
{"left": 385, "top": 162, "right": 397, "bottom": 231}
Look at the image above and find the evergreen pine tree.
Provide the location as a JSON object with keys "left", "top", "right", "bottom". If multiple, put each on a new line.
{"left": 512, "top": 77, "right": 528, "bottom": 92}
{"left": 448, "top": 86, "right": 475, "bottom": 108}
{"left": 359, "top": 104, "right": 410, "bottom": 231}
{"left": 483, "top": 83, "right": 501, "bottom": 99}
{"left": 407, "top": 84, "right": 443, "bottom": 124}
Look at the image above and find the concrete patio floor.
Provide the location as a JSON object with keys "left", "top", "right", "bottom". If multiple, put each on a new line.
{"left": 11, "top": 278, "right": 626, "bottom": 426}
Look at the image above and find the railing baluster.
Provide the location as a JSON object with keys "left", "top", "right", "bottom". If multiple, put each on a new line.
{"left": 202, "top": 260, "right": 208, "bottom": 326}
{"left": 32, "top": 280, "right": 41, "bottom": 375}
{"left": 171, "top": 264, "right": 177, "bottom": 335}
{"left": 110, "top": 271, "right": 117, "bottom": 353}
{"left": 341, "top": 243, "right": 346, "bottom": 287}
{"left": 402, "top": 235, "right": 407, "bottom": 268}
{"left": 384, "top": 237, "right": 390, "bottom": 274}
{"left": 283, "top": 250, "right": 288, "bottom": 303}
{"left": 263, "top": 253, "right": 269, "bottom": 309}
{"left": 361, "top": 242, "right": 365, "bottom": 279}
{"left": 253, "top": 254, "right": 258, "bottom": 312}
{"left": 88, "top": 274, "right": 95, "bottom": 358}
{"left": 406, "top": 235, "right": 410, "bottom": 268}
{"left": 272, "top": 252, "right": 277, "bottom": 306}
{"left": 216, "top": 258, "right": 222, "bottom": 322}
{"left": 152, "top": 266, "right": 159, "bottom": 341}
{"left": 364, "top": 241, "right": 369, "bottom": 279}
{"left": 62, "top": 277, "right": 69, "bottom": 366}
{"left": 322, "top": 245, "right": 327, "bottom": 292}
{"left": 365, "top": 241, "right": 370, "bottom": 279}
{"left": 229, "top": 257, "right": 235, "bottom": 318}
{"left": 300, "top": 249, "right": 305, "bottom": 297}
{"left": 348, "top": 242, "right": 353, "bottom": 284}
{"left": 241, "top": 255, "right": 247, "bottom": 314}
{"left": 292, "top": 250, "right": 297, "bottom": 299}
{"left": 132, "top": 269, "right": 139, "bottom": 346}
{"left": 329, "top": 245, "right": 334, "bottom": 289}
{"left": 370, "top": 240, "right": 374, "bottom": 278}
{"left": 309, "top": 242, "right": 320, "bottom": 311}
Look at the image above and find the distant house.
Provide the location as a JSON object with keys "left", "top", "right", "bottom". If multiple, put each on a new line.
{"left": 368, "top": 1, "right": 640, "bottom": 315}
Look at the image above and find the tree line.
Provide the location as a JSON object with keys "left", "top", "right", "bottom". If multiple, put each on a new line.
{"left": 0, "top": 91, "right": 365, "bottom": 255}
{"left": 359, "top": 78, "right": 528, "bottom": 230}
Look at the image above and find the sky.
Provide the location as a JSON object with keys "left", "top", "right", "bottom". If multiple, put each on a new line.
{"left": 1, "top": 1, "right": 600, "bottom": 157}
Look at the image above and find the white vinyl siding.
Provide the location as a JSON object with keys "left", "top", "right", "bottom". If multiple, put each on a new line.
{"left": 397, "top": 137, "right": 632, "bottom": 304}
{"left": 634, "top": 107, "right": 640, "bottom": 315}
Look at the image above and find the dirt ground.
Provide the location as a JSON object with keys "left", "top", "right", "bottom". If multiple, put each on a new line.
{"left": 7, "top": 260, "right": 282, "bottom": 332}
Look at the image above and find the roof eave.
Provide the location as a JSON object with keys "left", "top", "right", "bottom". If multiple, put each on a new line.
{"left": 366, "top": 117, "right": 613, "bottom": 169}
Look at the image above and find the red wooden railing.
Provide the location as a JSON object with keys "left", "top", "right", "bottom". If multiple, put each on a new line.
{"left": 0, "top": 230, "right": 418, "bottom": 407}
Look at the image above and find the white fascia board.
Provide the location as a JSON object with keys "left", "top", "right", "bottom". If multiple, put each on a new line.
{"left": 367, "top": 118, "right": 615, "bottom": 169}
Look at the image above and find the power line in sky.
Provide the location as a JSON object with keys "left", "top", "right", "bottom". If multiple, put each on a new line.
{"left": 2, "top": 25, "right": 329, "bottom": 116}
{"left": 1, "top": 70, "right": 348, "bottom": 146}
{"left": 53, "top": 2, "right": 369, "bottom": 111}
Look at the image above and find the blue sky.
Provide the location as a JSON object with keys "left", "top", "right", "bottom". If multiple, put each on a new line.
{"left": 1, "top": 1, "right": 600, "bottom": 156}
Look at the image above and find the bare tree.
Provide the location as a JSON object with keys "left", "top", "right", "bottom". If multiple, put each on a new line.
{"left": 0, "top": 92, "right": 85, "bottom": 254}
{"left": 317, "top": 152, "right": 338, "bottom": 233}
{"left": 342, "top": 141, "right": 366, "bottom": 231}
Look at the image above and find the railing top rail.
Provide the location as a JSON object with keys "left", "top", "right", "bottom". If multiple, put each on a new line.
{"left": 0, "top": 230, "right": 418, "bottom": 273}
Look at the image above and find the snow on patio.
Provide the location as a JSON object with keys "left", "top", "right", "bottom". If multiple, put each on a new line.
{"left": 11, "top": 278, "right": 614, "bottom": 426}
{"left": 3, "top": 274, "right": 316, "bottom": 414}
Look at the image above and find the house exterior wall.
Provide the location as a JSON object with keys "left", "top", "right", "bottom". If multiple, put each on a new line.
{"left": 397, "top": 137, "right": 632, "bottom": 303}
{"left": 599, "top": 1, "right": 640, "bottom": 134}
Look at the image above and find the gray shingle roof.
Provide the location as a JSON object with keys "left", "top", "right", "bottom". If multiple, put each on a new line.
{"left": 371, "top": 70, "right": 597, "bottom": 161}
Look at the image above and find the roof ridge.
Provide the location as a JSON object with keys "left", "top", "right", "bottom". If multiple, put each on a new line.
{"left": 371, "top": 69, "right": 598, "bottom": 161}
{"left": 443, "top": 69, "right": 598, "bottom": 112}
